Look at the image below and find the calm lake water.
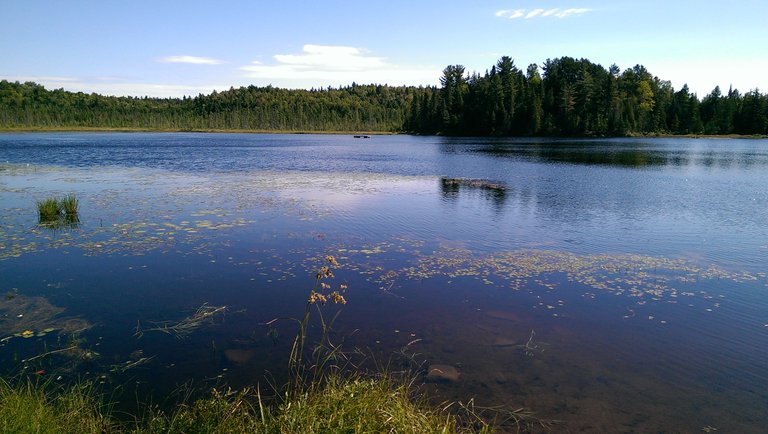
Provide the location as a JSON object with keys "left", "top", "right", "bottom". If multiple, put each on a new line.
{"left": 1, "top": 133, "right": 767, "bottom": 432}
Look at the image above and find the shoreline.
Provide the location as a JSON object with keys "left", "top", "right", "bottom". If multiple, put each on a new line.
{"left": 0, "top": 126, "right": 765, "bottom": 139}
{"left": 0, "top": 126, "right": 398, "bottom": 135}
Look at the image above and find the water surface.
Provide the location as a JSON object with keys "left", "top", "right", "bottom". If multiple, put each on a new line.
{"left": 1, "top": 133, "right": 767, "bottom": 432}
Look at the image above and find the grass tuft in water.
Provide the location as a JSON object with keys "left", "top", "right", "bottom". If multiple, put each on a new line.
{"left": 60, "top": 194, "right": 79, "bottom": 219}
{"left": 36, "top": 197, "right": 62, "bottom": 224}
{"left": 36, "top": 195, "right": 80, "bottom": 228}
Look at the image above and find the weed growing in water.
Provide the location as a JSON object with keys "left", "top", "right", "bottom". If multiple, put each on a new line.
{"left": 60, "top": 194, "right": 79, "bottom": 219}
{"left": 266, "top": 254, "right": 351, "bottom": 397}
{"left": 37, "top": 197, "right": 62, "bottom": 223}
{"left": 36, "top": 194, "right": 80, "bottom": 228}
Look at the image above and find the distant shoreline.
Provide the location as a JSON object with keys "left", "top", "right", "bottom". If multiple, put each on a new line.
{"left": 1, "top": 127, "right": 766, "bottom": 139}
{"left": 0, "top": 126, "right": 397, "bottom": 135}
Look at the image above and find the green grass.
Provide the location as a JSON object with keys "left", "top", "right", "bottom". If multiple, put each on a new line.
{"left": 257, "top": 375, "right": 490, "bottom": 434}
{"left": 60, "top": 194, "right": 79, "bottom": 219}
{"left": 36, "top": 195, "right": 79, "bottom": 227}
{"left": 0, "top": 375, "right": 494, "bottom": 434}
{"left": 0, "top": 380, "right": 114, "bottom": 434}
{"left": 36, "top": 198, "right": 62, "bottom": 224}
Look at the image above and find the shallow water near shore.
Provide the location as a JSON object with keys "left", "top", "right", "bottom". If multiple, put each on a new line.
{"left": 1, "top": 133, "right": 767, "bottom": 432}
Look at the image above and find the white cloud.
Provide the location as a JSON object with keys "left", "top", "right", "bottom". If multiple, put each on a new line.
{"left": 496, "top": 7, "right": 591, "bottom": 20}
{"left": 555, "top": 8, "right": 591, "bottom": 18}
{"left": 526, "top": 9, "right": 545, "bottom": 19}
{"left": 159, "top": 55, "right": 223, "bottom": 65}
{"left": 0, "top": 75, "right": 226, "bottom": 98}
{"left": 1, "top": 75, "right": 79, "bottom": 83}
{"left": 273, "top": 45, "right": 386, "bottom": 70}
{"left": 240, "top": 44, "right": 440, "bottom": 87}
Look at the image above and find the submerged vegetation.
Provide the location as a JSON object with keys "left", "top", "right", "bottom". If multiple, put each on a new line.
{"left": 2, "top": 54, "right": 767, "bottom": 136}
{"left": 136, "top": 303, "right": 228, "bottom": 339}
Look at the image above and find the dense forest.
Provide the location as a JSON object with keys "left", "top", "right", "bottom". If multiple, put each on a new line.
{"left": 0, "top": 81, "right": 419, "bottom": 132}
{"left": 1, "top": 56, "right": 767, "bottom": 136}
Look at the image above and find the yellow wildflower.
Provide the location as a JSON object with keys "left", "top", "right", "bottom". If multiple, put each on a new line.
{"left": 316, "top": 266, "right": 334, "bottom": 279}
{"left": 330, "top": 291, "right": 347, "bottom": 305}
{"left": 308, "top": 290, "right": 327, "bottom": 305}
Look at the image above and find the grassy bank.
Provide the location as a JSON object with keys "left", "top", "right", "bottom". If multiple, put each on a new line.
{"left": 0, "top": 375, "right": 495, "bottom": 434}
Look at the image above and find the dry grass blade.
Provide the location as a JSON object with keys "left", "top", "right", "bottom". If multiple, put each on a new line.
{"left": 138, "top": 303, "right": 227, "bottom": 339}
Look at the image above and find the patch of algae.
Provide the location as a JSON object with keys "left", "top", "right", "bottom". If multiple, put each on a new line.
{"left": 0, "top": 294, "right": 90, "bottom": 341}
{"left": 374, "top": 247, "right": 757, "bottom": 303}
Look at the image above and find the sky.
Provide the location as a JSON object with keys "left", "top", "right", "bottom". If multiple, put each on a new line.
{"left": 1, "top": 0, "right": 766, "bottom": 98}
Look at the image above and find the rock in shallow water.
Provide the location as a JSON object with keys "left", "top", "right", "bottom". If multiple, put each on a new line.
{"left": 224, "top": 348, "right": 256, "bottom": 364}
{"left": 426, "top": 364, "right": 460, "bottom": 383}
{"left": 491, "top": 337, "right": 517, "bottom": 347}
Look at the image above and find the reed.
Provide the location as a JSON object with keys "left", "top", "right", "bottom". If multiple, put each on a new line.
{"left": 60, "top": 194, "right": 79, "bottom": 219}
{"left": 37, "top": 197, "right": 62, "bottom": 224}
{"left": 36, "top": 194, "right": 80, "bottom": 227}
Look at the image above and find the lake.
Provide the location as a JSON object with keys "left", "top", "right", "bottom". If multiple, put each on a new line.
{"left": 1, "top": 133, "right": 767, "bottom": 432}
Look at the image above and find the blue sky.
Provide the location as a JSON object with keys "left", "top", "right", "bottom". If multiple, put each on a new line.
{"left": 1, "top": 0, "right": 766, "bottom": 97}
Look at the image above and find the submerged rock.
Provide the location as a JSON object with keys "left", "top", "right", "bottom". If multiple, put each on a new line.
{"left": 426, "top": 364, "right": 460, "bottom": 383}
{"left": 485, "top": 309, "right": 520, "bottom": 322}
{"left": 491, "top": 337, "right": 517, "bottom": 347}
{"left": 224, "top": 348, "right": 256, "bottom": 364}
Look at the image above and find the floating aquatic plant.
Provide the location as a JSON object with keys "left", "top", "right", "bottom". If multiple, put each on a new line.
{"left": 0, "top": 294, "right": 90, "bottom": 343}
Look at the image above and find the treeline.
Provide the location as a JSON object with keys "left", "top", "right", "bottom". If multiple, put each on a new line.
{"left": 406, "top": 56, "right": 768, "bottom": 136}
{"left": 0, "top": 80, "right": 424, "bottom": 132}
{"left": 2, "top": 55, "right": 767, "bottom": 136}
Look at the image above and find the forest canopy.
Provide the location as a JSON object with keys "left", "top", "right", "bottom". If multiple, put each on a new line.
{"left": 2, "top": 56, "right": 766, "bottom": 136}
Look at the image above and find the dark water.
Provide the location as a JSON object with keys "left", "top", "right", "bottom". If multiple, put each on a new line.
{"left": 1, "top": 133, "right": 767, "bottom": 432}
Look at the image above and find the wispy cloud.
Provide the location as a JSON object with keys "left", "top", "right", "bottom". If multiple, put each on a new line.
{"left": 159, "top": 55, "right": 223, "bottom": 65}
{"left": 240, "top": 44, "right": 440, "bottom": 87}
{"left": 496, "top": 7, "right": 591, "bottom": 20}
{"left": 526, "top": 9, "right": 545, "bottom": 19}
{"left": 0, "top": 75, "right": 226, "bottom": 98}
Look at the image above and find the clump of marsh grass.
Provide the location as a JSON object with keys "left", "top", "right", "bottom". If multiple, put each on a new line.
{"left": 60, "top": 194, "right": 79, "bottom": 219}
{"left": 37, "top": 197, "right": 62, "bottom": 224}
{"left": 36, "top": 194, "right": 80, "bottom": 228}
